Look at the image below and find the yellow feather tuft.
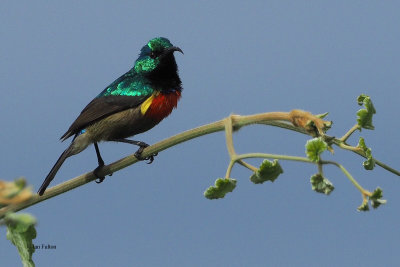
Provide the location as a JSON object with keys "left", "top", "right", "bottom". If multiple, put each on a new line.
{"left": 140, "top": 93, "right": 156, "bottom": 115}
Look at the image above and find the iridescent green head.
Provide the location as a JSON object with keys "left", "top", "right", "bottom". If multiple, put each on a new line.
{"left": 134, "top": 37, "right": 183, "bottom": 74}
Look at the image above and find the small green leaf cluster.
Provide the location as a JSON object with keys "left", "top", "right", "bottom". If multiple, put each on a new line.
{"left": 310, "top": 174, "right": 334, "bottom": 195}
{"left": 5, "top": 213, "right": 37, "bottom": 267}
{"left": 250, "top": 159, "right": 283, "bottom": 184}
{"left": 358, "top": 137, "right": 375, "bottom": 170}
{"left": 357, "top": 201, "right": 369, "bottom": 211}
{"left": 370, "top": 187, "right": 386, "bottom": 209}
{"left": 357, "top": 94, "right": 376, "bottom": 130}
{"left": 204, "top": 178, "right": 237, "bottom": 199}
{"left": 305, "top": 137, "right": 328, "bottom": 162}
{"left": 358, "top": 188, "right": 387, "bottom": 211}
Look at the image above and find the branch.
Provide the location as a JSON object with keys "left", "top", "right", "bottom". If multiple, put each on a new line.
{"left": 0, "top": 110, "right": 398, "bottom": 217}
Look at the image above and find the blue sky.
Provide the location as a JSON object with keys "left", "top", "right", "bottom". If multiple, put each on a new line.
{"left": 1, "top": 1, "right": 400, "bottom": 266}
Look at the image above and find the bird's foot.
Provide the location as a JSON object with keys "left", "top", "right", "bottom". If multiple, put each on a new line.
{"left": 134, "top": 143, "right": 158, "bottom": 164}
{"left": 94, "top": 165, "right": 106, "bottom": 183}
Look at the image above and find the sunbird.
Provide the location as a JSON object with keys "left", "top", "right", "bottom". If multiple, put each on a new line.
{"left": 38, "top": 37, "right": 183, "bottom": 196}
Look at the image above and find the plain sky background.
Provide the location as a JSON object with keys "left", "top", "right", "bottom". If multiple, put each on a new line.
{"left": 1, "top": 1, "right": 400, "bottom": 266}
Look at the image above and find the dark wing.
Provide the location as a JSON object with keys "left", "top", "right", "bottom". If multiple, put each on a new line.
{"left": 60, "top": 94, "right": 149, "bottom": 140}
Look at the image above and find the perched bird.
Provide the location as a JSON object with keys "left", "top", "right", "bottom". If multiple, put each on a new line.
{"left": 38, "top": 37, "right": 183, "bottom": 196}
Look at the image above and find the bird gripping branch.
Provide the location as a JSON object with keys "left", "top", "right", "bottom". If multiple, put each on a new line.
{"left": 38, "top": 37, "right": 183, "bottom": 196}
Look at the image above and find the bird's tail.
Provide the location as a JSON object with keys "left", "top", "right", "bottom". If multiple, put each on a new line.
{"left": 38, "top": 145, "right": 73, "bottom": 196}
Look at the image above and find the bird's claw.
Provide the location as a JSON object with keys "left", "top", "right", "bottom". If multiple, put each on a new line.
{"left": 134, "top": 145, "right": 158, "bottom": 164}
{"left": 94, "top": 165, "right": 105, "bottom": 183}
{"left": 144, "top": 152, "right": 158, "bottom": 164}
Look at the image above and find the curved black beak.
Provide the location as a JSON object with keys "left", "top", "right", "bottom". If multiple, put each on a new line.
{"left": 164, "top": 46, "right": 184, "bottom": 55}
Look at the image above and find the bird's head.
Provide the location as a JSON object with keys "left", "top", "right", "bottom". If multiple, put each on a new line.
{"left": 134, "top": 37, "right": 183, "bottom": 76}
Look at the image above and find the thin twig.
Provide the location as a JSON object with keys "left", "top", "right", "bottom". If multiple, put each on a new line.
{"left": 340, "top": 124, "right": 360, "bottom": 142}
{"left": 224, "top": 115, "right": 236, "bottom": 156}
{"left": 237, "top": 160, "right": 258, "bottom": 172}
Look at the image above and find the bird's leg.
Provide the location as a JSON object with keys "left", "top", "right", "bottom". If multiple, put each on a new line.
{"left": 93, "top": 142, "right": 106, "bottom": 183}
{"left": 110, "top": 138, "right": 158, "bottom": 164}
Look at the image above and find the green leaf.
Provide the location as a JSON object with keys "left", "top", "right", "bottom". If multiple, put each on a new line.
{"left": 305, "top": 138, "right": 328, "bottom": 162}
{"left": 370, "top": 187, "right": 387, "bottom": 209}
{"left": 5, "top": 213, "right": 37, "bottom": 267}
{"left": 316, "top": 112, "right": 329, "bottom": 119}
{"left": 358, "top": 137, "right": 375, "bottom": 170}
{"left": 356, "top": 94, "right": 376, "bottom": 130}
{"left": 204, "top": 178, "right": 237, "bottom": 199}
{"left": 310, "top": 174, "right": 334, "bottom": 195}
{"left": 250, "top": 159, "right": 283, "bottom": 184}
{"left": 357, "top": 201, "right": 370, "bottom": 212}
{"left": 357, "top": 188, "right": 386, "bottom": 211}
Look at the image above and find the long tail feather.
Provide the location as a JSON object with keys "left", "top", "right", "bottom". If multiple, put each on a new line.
{"left": 38, "top": 145, "right": 72, "bottom": 196}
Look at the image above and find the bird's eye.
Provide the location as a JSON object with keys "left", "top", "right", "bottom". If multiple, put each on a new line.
{"left": 150, "top": 51, "right": 157, "bottom": 59}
